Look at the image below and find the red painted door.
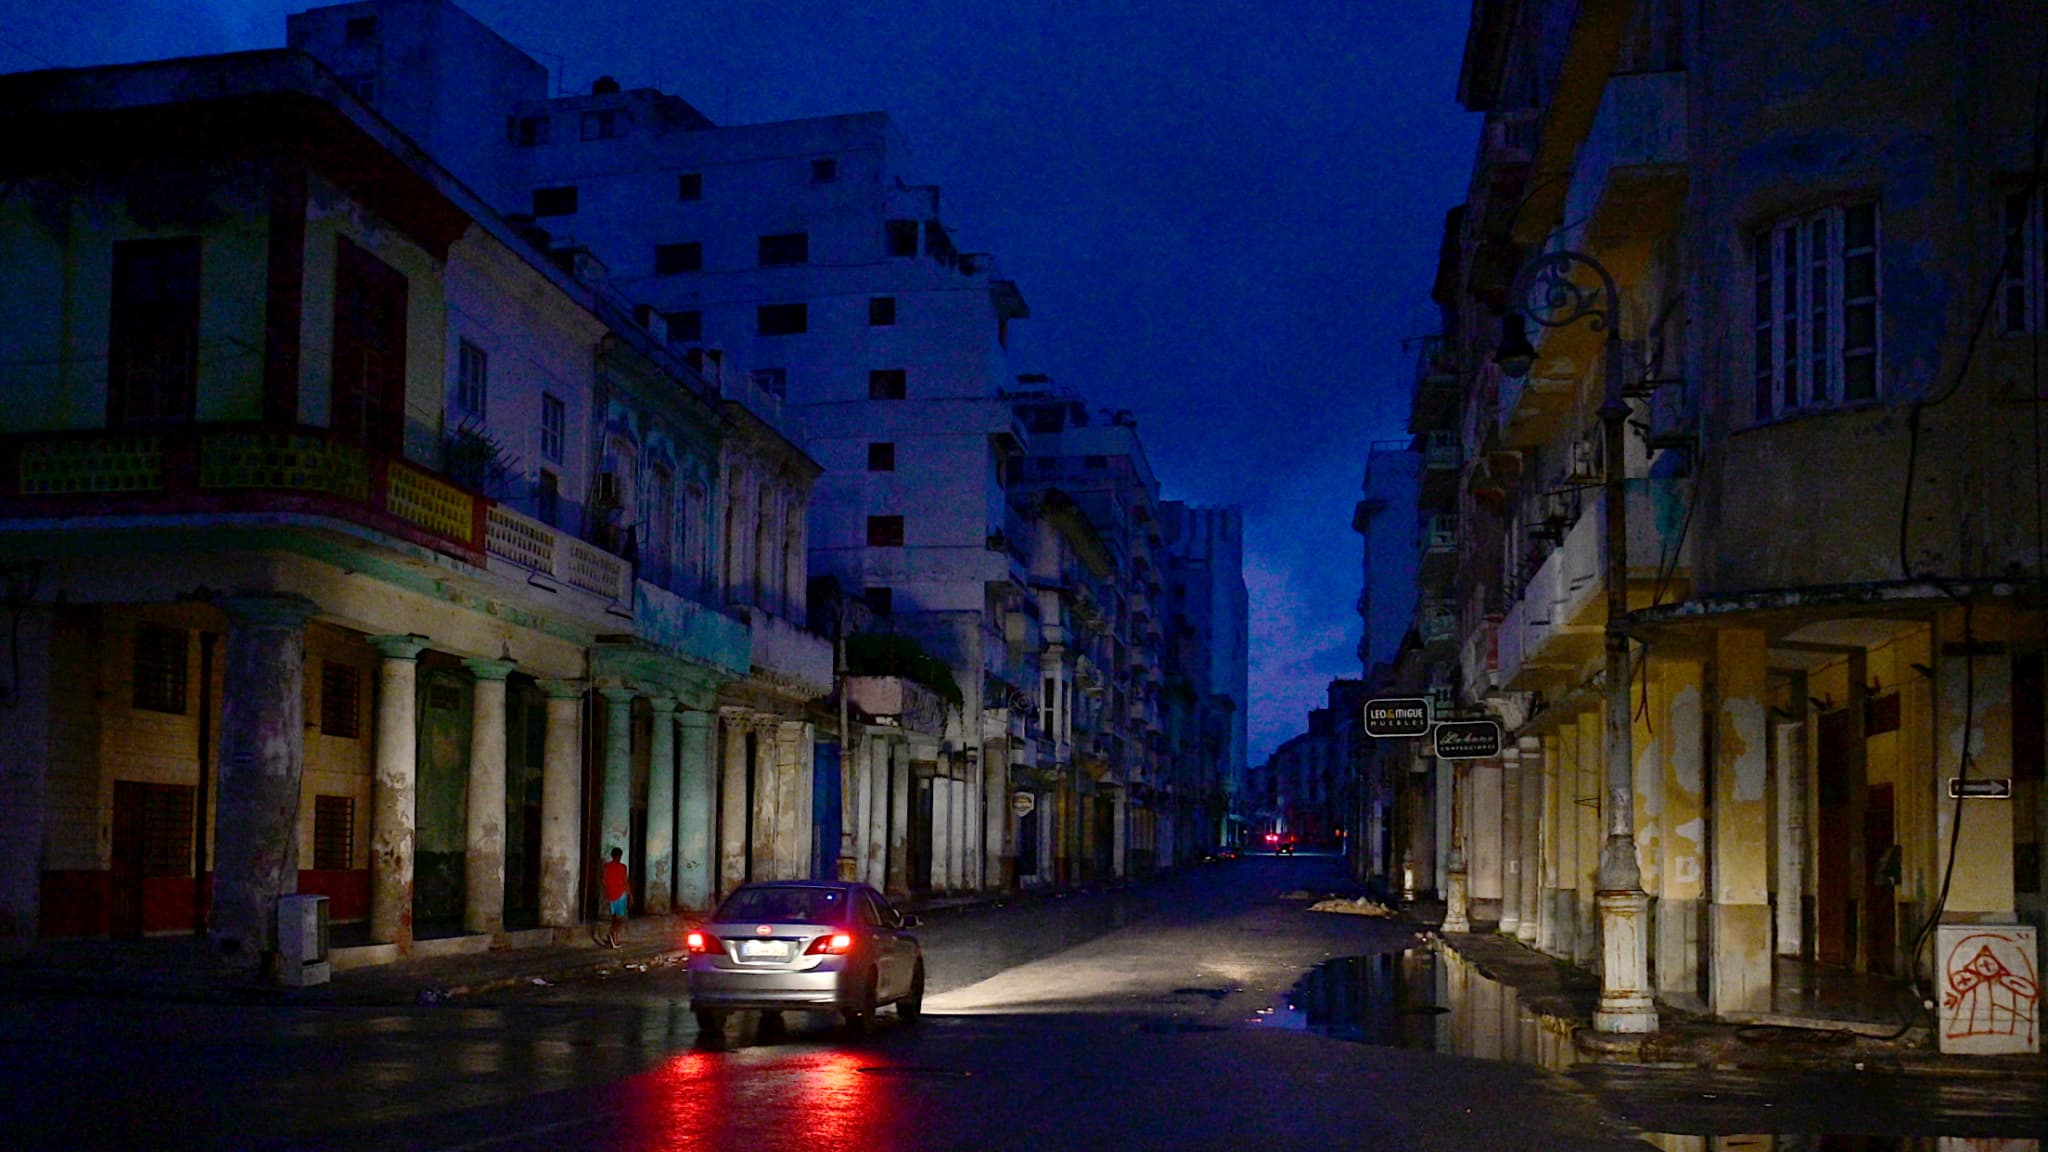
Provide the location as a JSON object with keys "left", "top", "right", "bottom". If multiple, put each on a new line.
{"left": 110, "top": 781, "right": 146, "bottom": 939}
{"left": 1815, "top": 709, "right": 1853, "bottom": 967}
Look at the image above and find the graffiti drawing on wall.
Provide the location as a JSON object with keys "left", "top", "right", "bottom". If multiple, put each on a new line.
{"left": 1941, "top": 930, "right": 2040, "bottom": 1047}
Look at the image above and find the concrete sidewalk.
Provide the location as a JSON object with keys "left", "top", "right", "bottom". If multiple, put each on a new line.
{"left": 0, "top": 886, "right": 1049, "bottom": 1008}
{"left": 1417, "top": 906, "right": 2048, "bottom": 1080}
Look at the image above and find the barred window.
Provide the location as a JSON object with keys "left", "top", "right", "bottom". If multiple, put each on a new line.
{"left": 313, "top": 795, "right": 354, "bottom": 871}
{"left": 139, "top": 784, "right": 194, "bottom": 878}
{"left": 132, "top": 622, "right": 188, "bottom": 714}
{"left": 320, "top": 661, "right": 360, "bottom": 738}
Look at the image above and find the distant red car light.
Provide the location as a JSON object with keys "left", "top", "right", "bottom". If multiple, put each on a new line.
{"left": 806, "top": 932, "right": 855, "bottom": 955}
{"left": 1265, "top": 833, "right": 1278, "bottom": 843}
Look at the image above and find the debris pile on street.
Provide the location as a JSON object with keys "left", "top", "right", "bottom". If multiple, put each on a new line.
{"left": 1307, "top": 896, "right": 1395, "bottom": 917}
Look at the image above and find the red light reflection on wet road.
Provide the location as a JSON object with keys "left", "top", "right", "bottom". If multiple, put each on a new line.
{"left": 625, "top": 1046, "right": 895, "bottom": 1151}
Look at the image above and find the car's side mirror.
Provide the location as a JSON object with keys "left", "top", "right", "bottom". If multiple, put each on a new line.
{"left": 899, "top": 914, "right": 922, "bottom": 929}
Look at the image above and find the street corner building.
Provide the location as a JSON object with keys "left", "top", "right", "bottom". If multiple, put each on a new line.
{"left": 0, "top": 0, "right": 1250, "bottom": 978}
{"left": 1358, "top": 0, "right": 2046, "bottom": 1053}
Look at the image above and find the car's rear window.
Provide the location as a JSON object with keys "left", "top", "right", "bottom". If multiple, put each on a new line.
{"left": 716, "top": 886, "right": 847, "bottom": 925}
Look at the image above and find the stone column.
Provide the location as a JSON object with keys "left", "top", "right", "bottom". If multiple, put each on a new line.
{"left": 986, "top": 738, "right": 1011, "bottom": 890}
{"left": 1537, "top": 730, "right": 1563, "bottom": 955}
{"left": 677, "top": 709, "right": 716, "bottom": 910}
{"left": 1442, "top": 756, "right": 1471, "bottom": 934}
{"left": 1113, "top": 787, "right": 1129, "bottom": 879}
{"left": 865, "top": 736, "right": 889, "bottom": 887}
{"left": 1772, "top": 718, "right": 1807, "bottom": 957}
{"left": 597, "top": 687, "right": 635, "bottom": 873}
{"left": 932, "top": 775, "right": 954, "bottom": 892}
{"left": 1710, "top": 627, "right": 1773, "bottom": 1014}
{"left": 1468, "top": 754, "right": 1502, "bottom": 923}
{"left": 644, "top": 696, "right": 677, "bottom": 914}
{"left": 1656, "top": 658, "right": 1706, "bottom": 1001}
{"left": 1576, "top": 709, "right": 1602, "bottom": 967}
{"left": 211, "top": 596, "right": 318, "bottom": 969}
{"left": 775, "top": 721, "right": 806, "bottom": 879}
{"left": 366, "top": 632, "right": 427, "bottom": 950}
{"left": 461, "top": 658, "right": 515, "bottom": 940}
{"left": 886, "top": 741, "right": 911, "bottom": 900}
{"left": 1516, "top": 736, "right": 1542, "bottom": 945}
{"left": 537, "top": 679, "right": 585, "bottom": 928}
{"left": 1498, "top": 749, "right": 1523, "bottom": 937}
{"left": 851, "top": 733, "right": 874, "bottom": 885}
{"left": 1937, "top": 607, "right": 2021, "bottom": 919}
{"left": 719, "top": 717, "right": 749, "bottom": 894}
{"left": 0, "top": 605, "right": 53, "bottom": 944}
{"left": 750, "top": 718, "right": 783, "bottom": 880}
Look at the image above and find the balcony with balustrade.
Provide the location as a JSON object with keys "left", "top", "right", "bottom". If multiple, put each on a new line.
{"left": 1495, "top": 478, "right": 1686, "bottom": 691}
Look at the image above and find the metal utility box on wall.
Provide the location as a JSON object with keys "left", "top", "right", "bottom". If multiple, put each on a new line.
{"left": 276, "top": 894, "right": 332, "bottom": 987}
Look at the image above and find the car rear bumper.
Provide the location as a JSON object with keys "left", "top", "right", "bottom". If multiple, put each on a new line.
{"left": 688, "top": 963, "right": 852, "bottom": 1010}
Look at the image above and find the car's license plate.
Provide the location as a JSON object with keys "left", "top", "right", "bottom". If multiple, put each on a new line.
{"left": 740, "top": 940, "right": 788, "bottom": 959}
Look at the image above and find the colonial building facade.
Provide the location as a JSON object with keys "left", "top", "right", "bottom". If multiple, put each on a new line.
{"left": 1400, "top": 0, "right": 2045, "bottom": 1051}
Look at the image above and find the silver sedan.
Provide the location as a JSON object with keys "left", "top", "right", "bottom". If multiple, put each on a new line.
{"left": 685, "top": 881, "right": 925, "bottom": 1039}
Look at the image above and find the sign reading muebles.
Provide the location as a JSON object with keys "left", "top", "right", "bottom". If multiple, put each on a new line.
{"left": 1363, "top": 697, "right": 1431, "bottom": 738}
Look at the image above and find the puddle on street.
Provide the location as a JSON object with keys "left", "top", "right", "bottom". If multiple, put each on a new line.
{"left": 1264, "top": 946, "right": 1579, "bottom": 1070}
{"left": 1269, "top": 949, "right": 2042, "bottom": 1148}
{"left": 1638, "top": 1131, "right": 2039, "bottom": 1139}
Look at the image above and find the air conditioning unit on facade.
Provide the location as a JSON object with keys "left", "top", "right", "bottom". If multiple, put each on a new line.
{"left": 276, "top": 894, "right": 331, "bottom": 987}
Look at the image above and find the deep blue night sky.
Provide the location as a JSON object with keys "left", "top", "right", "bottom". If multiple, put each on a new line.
{"left": 0, "top": 0, "right": 1479, "bottom": 763}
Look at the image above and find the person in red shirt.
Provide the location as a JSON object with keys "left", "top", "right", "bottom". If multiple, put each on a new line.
{"left": 599, "top": 847, "right": 629, "bottom": 949}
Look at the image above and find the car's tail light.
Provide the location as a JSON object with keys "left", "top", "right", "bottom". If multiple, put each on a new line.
{"left": 805, "top": 932, "right": 855, "bottom": 955}
{"left": 686, "top": 930, "right": 710, "bottom": 954}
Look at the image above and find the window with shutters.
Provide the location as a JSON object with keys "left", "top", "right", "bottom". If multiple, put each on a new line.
{"left": 321, "top": 661, "right": 360, "bottom": 738}
{"left": 332, "top": 236, "right": 409, "bottom": 453}
{"left": 2002, "top": 186, "right": 2048, "bottom": 334}
{"left": 108, "top": 237, "right": 201, "bottom": 429}
{"left": 541, "top": 393, "right": 565, "bottom": 463}
{"left": 1752, "top": 200, "right": 1881, "bottom": 422}
{"left": 455, "top": 339, "right": 488, "bottom": 418}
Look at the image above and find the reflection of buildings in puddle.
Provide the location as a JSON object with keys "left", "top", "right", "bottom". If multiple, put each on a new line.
{"left": 1641, "top": 1137, "right": 2040, "bottom": 1151}
{"left": 1270, "top": 947, "right": 1575, "bottom": 1071}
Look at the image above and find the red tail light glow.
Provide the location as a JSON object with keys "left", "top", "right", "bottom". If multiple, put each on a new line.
{"left": 805, "top": 932, "right": 856, "bottom": 955}
{"left": 686, "top": 930, "right": 710, "bottom": 954}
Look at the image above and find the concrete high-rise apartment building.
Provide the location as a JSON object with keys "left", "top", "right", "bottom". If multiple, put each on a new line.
{"left": 291, "top": 0, "right": 1030, "bottom": 893}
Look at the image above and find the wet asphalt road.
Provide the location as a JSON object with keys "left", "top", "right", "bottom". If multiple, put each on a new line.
{"left": 2, "top": 856, "right": 2039, "bottom": 1150}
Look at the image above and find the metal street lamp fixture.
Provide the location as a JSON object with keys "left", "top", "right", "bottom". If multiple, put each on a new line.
{"left": 1497, "top": 248, "right": 1658, "bottom": 1035}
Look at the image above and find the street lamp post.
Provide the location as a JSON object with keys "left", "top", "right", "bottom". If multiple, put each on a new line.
{"left": 1500, "top": 249, "right": 1658, "bottom": 1034}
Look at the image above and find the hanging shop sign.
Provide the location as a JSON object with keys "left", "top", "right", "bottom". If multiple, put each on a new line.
{"left": 1432, "top": 719, "right": 1503, "bottom": 760}
{"left": 1363, "top": 697, "right": 1432, "bottom": 738}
